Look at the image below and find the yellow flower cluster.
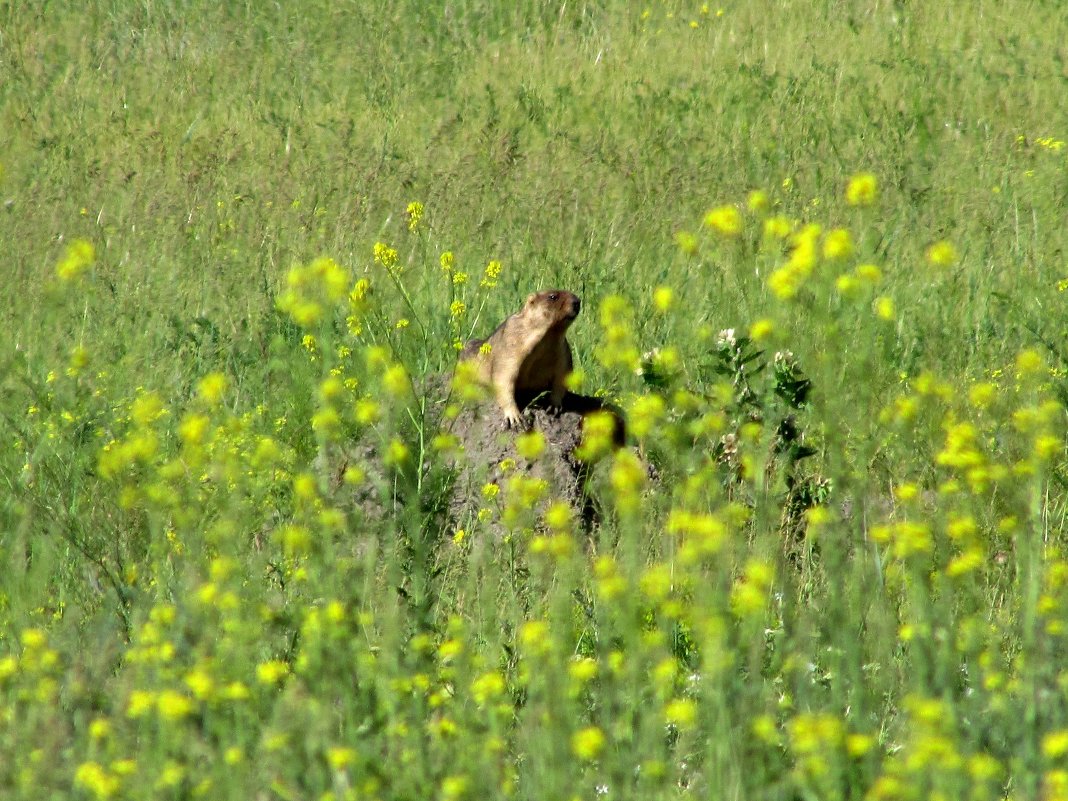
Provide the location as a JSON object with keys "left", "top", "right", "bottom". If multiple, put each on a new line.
{"left": 767, "top": 223, "right": 822, "bottom": 300}
{"left": 56, "top": 239, "right": 96, "bottom": 282}
{"left": 405, "top": 201, "right": 424, "bottom": 231}
{"left": 845, "top": 172, "right": 878, "bottom": 206}
{"left": 277, "top": 256, "right": 350, "bottom": 327}
{"left": 595, "top": 295, "right": 641, "bottom": 373}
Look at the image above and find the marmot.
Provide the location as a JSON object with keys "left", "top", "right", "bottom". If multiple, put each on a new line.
{"left": 459, "top": 290, "right": 581, "bottom": 427}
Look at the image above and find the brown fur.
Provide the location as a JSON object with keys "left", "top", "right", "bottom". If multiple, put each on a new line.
{"left": 459, "top": 290, "right": 581, "bottom": 427}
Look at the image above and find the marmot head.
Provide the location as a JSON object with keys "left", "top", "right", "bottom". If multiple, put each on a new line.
{"left": 523, "top": 289, "right": 581, "bottom": 329}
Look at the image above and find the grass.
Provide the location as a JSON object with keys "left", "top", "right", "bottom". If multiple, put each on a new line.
{"left": 3, "top": 0, "right": 1068, "bottom": 798}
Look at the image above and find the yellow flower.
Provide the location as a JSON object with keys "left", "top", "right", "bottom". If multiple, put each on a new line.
{"left": 703, "top": 205, "right": 743, "bottom": 237}
{"left": 822, "top": 228, "right": 854, "bottom": 260}
{"left": 288, "top": 299, "right": 323, "bottom": 327}
{"left": 855, "top": 263, "right": 882, "bottom": 284}
{"left": 373, "top": 242, "right": 399, "bottom": 270}
{"left": 730, "top": 560, "right": 775, "bottom": 617}
{"left": 349, "top": 278, "right": 372, "bottom": 311}
{"left": 967, "top": 753, "right": 1002, "bottom": 781}
{"left": 440, "top": 251, "right": 454, "bottom": 273}
{"left": 874, "top": 296, "right": 895, "bottom": 321}
{"left": 1043, "top": 730, "right": 1068, "bottom": 759}
{"left": 872, "top": 521, "right": 933, "bottom": 559}
{"left": 184, "top": 669, "right": 215, "bottom": 701}
{"left": 126, "top": 690, "right": 156, "bottom": 718}
{"left": 1016, "top": 348, "right": 1045, "bottom": 378}
{"left": 326, "top": 746, "right": 357, "bottom": 770}
{"left": 926, "top": 240, "right": 958, "bottom": 268}
{"left": 763, "top": 216, "right": 793, "bottom": 239}
{"left": 730, "top": 581, "right": 766, "bottom": 617}
{"left": 471, "top": 671, "right": 507, "bottom": 705}
{"left": 768, "top": 266, "right": 801, "bottom": 300}
{"left": 571, "top": 726, "right": 606, "bottom": 760}
{"left": 110, "top": 759, "right": 136, "bottom": 776}
{"left": 74, "top": 761, "right": 120, "bottom": 800}
{"left": 969, "top": 382, "right": 996, "bottom": 409}
{"left": 609, "top": 450, "right": 646, "bottom": 510}
{"left": 157, "top": 689, "right": 194, "bottom": 720}
{"left": 668, "top": 510, "right": 726, "bottom": 559}
{"left": 278, "top": 524, "right": 311, "bottom": 556}
{"left": 441, "top": 775, "right": 468, "bottom": 800}
{"left": 197, "top": 373, "right": 228, "bottom": 405}
{"left": 788, "top": 225, "right": 820, "bottom": 272}
{"left": 481, "top": 259, "right": 503, "bottom": 288}
{"left": 845, "top": 172, "right": 878, "bottom": 206}
{"left": 21, "top": 628, "right": 47, "bottom": 650}
{"left": 675, "top": 230, "right": 698, "bottom": 255}
{"left": 751, "top": 715, "right": 779, "bottom": 744}
{"left": 156, "top": 761, "right": 184, "bottom": 790}
{"left": 68, "top": 344, "right": 91, "bottom": 375}
{"left": 222, "top": 681, "right": 250, "bottom": 701}
{"left": 576, "top": 410, "right": 617, "bottom": 462}
{"left": 749, "top": 318, "right": 774, "bottom": 342}
{"left": 845, "top": 733, "right": 875, "bottom": 757}
{"left": 627, "top": 394, "right": 666, "bottom": 439}
{"left": 664, "top": 698, "right": 697, "bottom": 729}
{"left": 518, "top": 621, "right": 551, "bottom": 655}
{"left": 747, "top": 189, "right": 770, "bottom": 213}
{"left": 788, "top": 712, "right": 844, "bottom": 753}
{"left": 354, "top": 398, "right": 381, "bottom": 425}
{"left": 382, "top": 364, "right": 410, "bottom": 397}
{"left": 319, "top": 376, "right": 344, "bottom": 402}
{"left": 325, "top": 600, "right": 345, "bottom": 624}
{"left": 293, "top": 472, "right": 318, "bottom": 501}
{"left": 1035, "top": 434, "right": 1061, "bottom": 461}
{"left": 515, "top": 430, "right": 546, "bottom": 460}
{"left": 568, "top": 658, "right": 598, "bottom": 684}
{"left": 438, "top": 638, "right": 463, "bottom": 662}
{"left": 277, "top": 259, "right": 349, "bottom": 326}
{"left": 639, "top": 563, "right": 672, "bottom": 602}
{"left": 946, "top": 548, "right": 984, "bottom": 577}
{"left": 593, "top": 556, "right": 627, "bottom": 600}
{"left": 946, "top": 515, "right": 977, "bottom": 542}
{"left": 130, "top": 391, "right": 166, "bottom": 426}
{"left": 652, "top": 285, "right": 674, "bottom": 312}
{"left": 256, "top": 660, "right": 290, "bottom": 685}
{"left": 179, "top": 413, "right": 210, "bottom": 446}
{"left": 56, "top": 239, "right": 97, "bottom": 282}
{"left": 543, "top": 501, "right": 573, "bottom": 532}
{"left": 405, "top": 201, "right": 424, "bottom": 231}
{"left": 835, "top": 274, "right": 860, "bottom": 296}
{"left": 310, "top": 257, "right": 349, "bottom": 302}
{"left": 88, "top": 718, "right": 112, "bottom": 741}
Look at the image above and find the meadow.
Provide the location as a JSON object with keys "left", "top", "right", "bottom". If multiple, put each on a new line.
{"left": 3, "top": 0, "right": 1068, "bottom": 798}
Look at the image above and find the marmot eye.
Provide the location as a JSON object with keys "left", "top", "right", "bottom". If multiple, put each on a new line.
{"left": 548, "top": 293, "right": 558, "bottom": 301}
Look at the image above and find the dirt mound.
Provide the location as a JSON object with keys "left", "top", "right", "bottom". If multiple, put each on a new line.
{"left": 444, "top": 400, "right": 595, "bottom": 536}
{"left": 316, "top": 383, "right": 618, "bottom": 539}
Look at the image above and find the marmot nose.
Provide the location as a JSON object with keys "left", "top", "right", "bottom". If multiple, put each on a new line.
{"left": 571, "top": 296, "right": 581, "bottom": 315}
